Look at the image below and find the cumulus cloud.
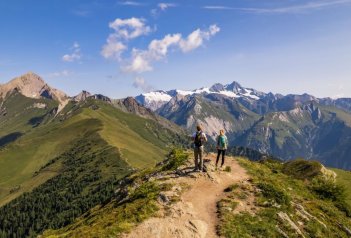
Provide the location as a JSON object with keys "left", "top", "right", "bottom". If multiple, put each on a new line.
{"left": 101, "top": 37, "right": 127, "bottom": 60}
{"left": 133, "top": 76, "right": 154, "bottom": 92}
{"left": 62, "top": 42, "right": 81, "bottom": 62}
{"left": 101, "top": 17, "right": 152, "bottom": 60}
{"left": 123, "top": 24, "right": 220, "bottom": 73}
{"left": 179, "top": 24, "right": 220, "bottom": 52}
{"left": 109, "top": 17, "right": 151, "bottom": 40}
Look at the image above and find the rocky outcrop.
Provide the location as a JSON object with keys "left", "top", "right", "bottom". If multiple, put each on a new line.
{"left": 0, "top": 72, "right": 69, "bottom": 112}
{"left": 72, "top": 91, "right": 111, "bottom": 103}
{"left": 72, "top": 90, "right": 92, "bottom": 102}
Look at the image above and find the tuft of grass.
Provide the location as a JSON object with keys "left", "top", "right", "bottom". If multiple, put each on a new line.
{"left": 224, "top": 184, "right": 239, "bottom": 193}
{"left": 332, "top": 168, "right": 351, "bottom": 207}
{"left": 310, "top": 177, "right": 351, "bottom": 217}
{"left": 257, "top": 182, "right": 291, "bottom": 207}
{"left": 162, "top": 148, "right": 189, "bottom": 171}
{"left": 282, "top": 158, "right": 322, "bottom": 180}
{"left": 224, "top": 166, "right": 232, "bottom": 172}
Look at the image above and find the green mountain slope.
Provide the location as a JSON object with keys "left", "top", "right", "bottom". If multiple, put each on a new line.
{"left": 0, "top": 95, "right": 185, "bottom": 202}
{"left": 0, "top": 92, "right": 186, "bottom": 237}
{"left": 234, "top": 103, "right": 351, "bottom": 169}
{"left": 0, "top": 92, "right": 58, "bottom": 142}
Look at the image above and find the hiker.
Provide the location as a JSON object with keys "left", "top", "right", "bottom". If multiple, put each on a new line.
{"left": 216, "top": 129, "right": 228, "bottom": 169}
{"left": 192, "top": 125, "right": 208, "bottom": 172}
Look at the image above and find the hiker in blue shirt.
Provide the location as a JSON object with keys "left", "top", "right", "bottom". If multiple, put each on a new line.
{"left": 216, "top": 129, "right": 228, "bottom": 169}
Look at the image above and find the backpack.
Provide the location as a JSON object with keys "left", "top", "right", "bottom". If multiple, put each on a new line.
{"left": 194, "top": 132, "right": 203, "bottom": 147}
{"left": 218, "top": 135, "right": 227, "bottom": 148}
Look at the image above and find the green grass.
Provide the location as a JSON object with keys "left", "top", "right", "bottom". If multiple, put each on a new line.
{"left": 0, "top": 98, "right": 184, "bottom": 206}
{"left": 0, "top": 92, "right": 58, "bottom": 136}
{"left": 332, "top": 168, "right": 351, "bottom": 207}
{"left": 0, "top": 130, "right": 132, "bottom": 238}
{"left": 41, "top": 149, "right": 187, "bottom": 237}
{"left": 282, "top": 159, "right": 323, "bottom": 180}
{"left": 217, "top": 157, "right": 351, "bottom": 238}
{"left": 161, "top": 148, "right": 189, "bottom": 171}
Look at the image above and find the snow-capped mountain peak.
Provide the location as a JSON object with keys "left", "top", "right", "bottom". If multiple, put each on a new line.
{"left": 135, "top": 81, "right": 266, "bottom": 111}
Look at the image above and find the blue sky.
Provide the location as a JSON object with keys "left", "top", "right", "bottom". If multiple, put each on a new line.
{"left": 0, "top": 0, "right": 351, "bottom": 98}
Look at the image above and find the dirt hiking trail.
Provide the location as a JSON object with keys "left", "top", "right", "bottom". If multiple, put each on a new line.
{"left": 123, "top": 153, "right": 251, "bottom": 238}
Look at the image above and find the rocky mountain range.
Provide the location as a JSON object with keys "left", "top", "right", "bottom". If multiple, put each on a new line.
{"left": 1, "top": 72, "right": 351, "bottom": 170}
{"left": 136, "top": 81, "right": 351, "bottom": 170}
{"left": 1, "top": 72, "right": 351, "bottom": 237}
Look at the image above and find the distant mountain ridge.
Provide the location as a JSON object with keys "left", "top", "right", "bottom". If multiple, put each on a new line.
{"left": 135, "top": 81, "right": 351, "bottom": 170}
{"left": 135, "top": 81, "right": 351, "bottom": 114}
{"left": 135, "top": 81, "right": 265, "bottom": 111}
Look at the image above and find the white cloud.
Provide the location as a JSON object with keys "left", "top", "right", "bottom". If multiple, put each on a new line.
{"left": 101, "top": 36, "right": 127, "bottom": 60}
{"left": 123, "top": 24, "right": 220, "bottom": 73}
{"left": 148, "top": 33, "right": 182, "bottom": 59}
{"left": 158, "top": 3, "right": 176, "bottom": 11}
{"left": 62, "top": 42, "right": 81, "bottom": 62}
{"left": 203, "top": 6, "right": 234, "bottom": 10}
{"left": 101, "top": 17, "right": 152, "bottom": 60}
{"left": 151, "top": 2, "right": 176, "bottom": 17}
{"left": 124, "top": 49, "right": 153, "bottom": 73}
{"left": 203, "top": 0, "right": 351, "bottom": 14}
{"left": 179, "top": 24, "right": 220, "bottom": 52}
{"left": 133, "top": 76, "right": 154, "bottom": 92}
{"left": 47, "top": 70, "right": 71, "bottom": 78}
{"left": 109, "top": 17, "right": 151, "bottom": 40}
{"left": 118, "top": 1, "right": 144, "bottom": 6}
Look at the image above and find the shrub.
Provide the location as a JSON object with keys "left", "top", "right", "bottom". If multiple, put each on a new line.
{"left": 129, "top": 182, "right": 161, "bottom": 201}
{"left": 162, "top": 148, "right": 188, "bottom": 171}
{"left": 310, "top": 178, "right": 351, "bottom": 217}
{"left": 282, "top": 158, "right": 322, "bottom": 180}
{"left": 257, "top": 182, "right": 291, "bottom": 206}
{"left": 310, "top": 178, "right": 346, "bottom": 201}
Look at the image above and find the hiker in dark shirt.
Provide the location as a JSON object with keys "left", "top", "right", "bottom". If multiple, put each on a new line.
{"left": 216, "top": 129, "right": 228, "bottom": 169}
{"left": 192, "top": 125, "right": 208, "bottom": 172}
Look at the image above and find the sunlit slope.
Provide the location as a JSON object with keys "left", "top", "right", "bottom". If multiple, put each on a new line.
{"left": 332, "top": 168, "right": 351, "bottom": 207}
{"left": 0, "top": 99, "right": 185, "bottom": 206}
{"left": 0, "top": 92, "right": 58, "bottom": 139}
{"left": 72, "top": 103, "right": 169, "bottom": 168}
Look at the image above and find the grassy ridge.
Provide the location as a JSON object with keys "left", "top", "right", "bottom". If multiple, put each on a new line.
{"left": 0, "top": 98, "right": 185, "bottom": 206}
{"left": 218, "top": 158, "right": 351, "bottom": 238}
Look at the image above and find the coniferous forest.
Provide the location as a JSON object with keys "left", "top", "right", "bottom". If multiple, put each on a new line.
{"left": 0, "top": 132, "right": 132, "bottom": 238}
